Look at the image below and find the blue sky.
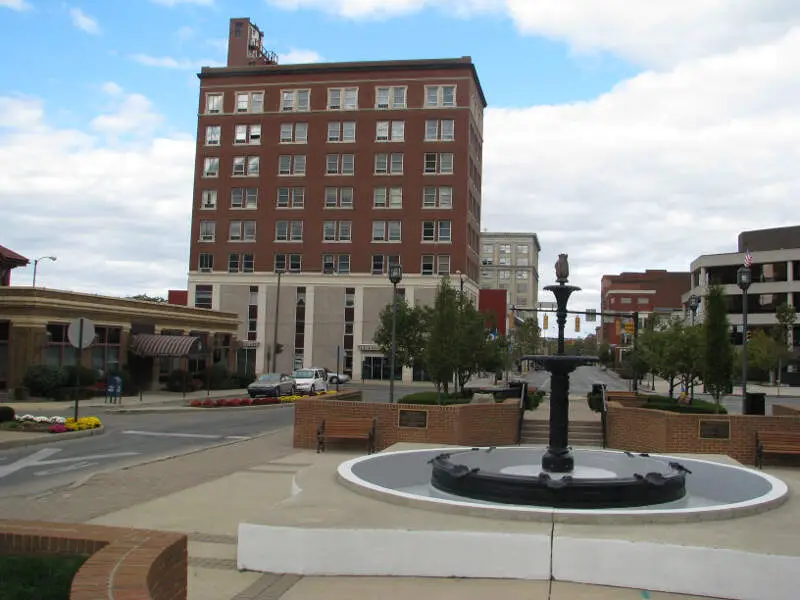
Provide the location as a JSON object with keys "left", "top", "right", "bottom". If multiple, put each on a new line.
{"left": 2, "top": 0, "right": 799, "bottom": 313}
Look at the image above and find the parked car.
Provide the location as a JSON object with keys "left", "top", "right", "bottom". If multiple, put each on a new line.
{"left": 247, "top": 373, "right": 296, "bottom": 398}
{"left": 292, "top": 367, "right": 329, "bottom": 394}
{"left": 326, "top": 370, "right": 351, "bottom": 384}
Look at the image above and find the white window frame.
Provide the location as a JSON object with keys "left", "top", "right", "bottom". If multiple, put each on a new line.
{"left": 280, "top": 122, "right": 308, "bottom": 144}
{"left": 277, "top": 187, "right": 305, "bottom": 209}
{"left": 199, "top": 220, "right": 216, "bottom": 242}
{"left": 328, "top": 121, "right": 356, "bottom": 143}
{"left": 375, "top": 86, "right": 407, "bottom": 109}
{"left": 198, "top": 252, "right": 214, "bottom": 273}
{"left": 327, "top": 154, "right": 354, "bottom": 175}
{"left": 374, "top": 153, "right": 388, "bottom": 175}
{"left": 421, "top": 254, "right": 435, "bottom": 275}
{"left": 436, "top": 255, "right": 451, "bottom": 276}
{"left": 202, "top": 157, "right": 219, "bottom": 178}
{"left": 205, "top": 93, "right": 222, "bottom": 114}
{"left": 425, "top": 119, "right": 455, "bottom": 142}
{"left": 424, "top": 152, "right": 454, "bottom": 175}
{"left": 278, "top": 155, "right": 307, "bottom": 176}
{"left": 423, "top": 186, "right": 453, "bottom": 209}
{"left": 437, "top": 220, "right": 452, "bottom": 242}
{"left": 280, "top": 89, "right": 310, "bottom": 112}
{"left": 390, "top": 153, "right": 403, "bottom": 174}
{"left": 235, "top": 91, "right": 264, "bottom": 113}
{"left": 325, "top": 187, "right": 354, "bottom": 209}
{"left": 323, "top": 220, "right": 352, "bottom": 242}
{"left": 205, "top": 125, "right": 221, "bottom": 146}
{"left": 230, "top": 187, "right": 258, "bottom": 210}
{"left": 327, "top": 87, "right": 358, "bottom": 110}
{"left": 425, "top": 84, "right": 457, "bottom": 108}
{"left": 275, "top": 220, "right": 304, "bottom": 242}
{"left": 200, "top": 190, "right": 217, "bottom": 210}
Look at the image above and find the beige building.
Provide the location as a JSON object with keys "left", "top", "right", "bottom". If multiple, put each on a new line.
{"left": 479, "top": 232, "right": 540, "bottom": 309}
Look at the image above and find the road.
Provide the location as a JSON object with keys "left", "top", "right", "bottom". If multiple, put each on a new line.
{"left": 523, "top": 365, "right": 629, "bottom": 394}
{"left": 0, "top": 406, "right": 294, "bottom": 498}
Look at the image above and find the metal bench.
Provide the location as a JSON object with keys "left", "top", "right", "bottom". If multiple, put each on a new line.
{"left": 317, "top": 417, "right": 376, "bottom": 454}
{"left": 755, "top": 431, "right": 800, "bottom": 468}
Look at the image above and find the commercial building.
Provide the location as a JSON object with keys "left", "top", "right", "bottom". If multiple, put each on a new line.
{"left": 187, "top": 17, "right": 486, "bottom": 382}
{"left": 599, "top": 269, "right": 690, "bottom": 346}
{"left": 684, "top": 225, "right": 800, "bottom": 363}
{"left": 479, "top": 232, "right": 540, "bottom": 309}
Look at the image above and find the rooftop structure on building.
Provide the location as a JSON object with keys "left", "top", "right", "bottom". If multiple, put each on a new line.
{"left": 0, "top": 245, "right": 29, "bottom": 287}
{"left": 188, "top": 17, "right": 486, "bottom": 382}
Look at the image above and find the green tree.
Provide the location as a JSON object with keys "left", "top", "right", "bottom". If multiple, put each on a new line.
{"left": 373, "top": 298, "right": 426, "bottom": 369}
{"left": 511, "top": 318, "right": 540, "bottom": 364}
{"left": 775, "top": 302, "right": 797, "bottom": 391}
{"left": 453, "top": 297, "right": 495, "bottom": 391}
{"left": 422, "top": 278, "right": 460, "bottom": 394}
{"left": 676, "top": 324, "right": 704, "bottom": 398}
{"left": 128, "top": 294, "right": 167, "bottom": 303}
{"left": 748, "top": 329, "right": 782, "bottom": 379}
{"left": 597, "top": 342, "right": 613, "bottom": 366}
{"left": 703, "top": 284, "right": 734, "bottom": 407}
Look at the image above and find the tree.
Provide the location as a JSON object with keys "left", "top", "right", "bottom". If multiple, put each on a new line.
{"left": 675, "top": 324, "right": 704, "bottom": 398}
{"left": 373, "top": 298, "right": 426, "bottom": 369}
{"left": 128, "top": 294, "right": 167, "bottom": 303}
{"left": 452, "top": 297, "right": 495, "bottom": 391}
{"left": 511, "top": 318, "right": 540, "bottom": 364}
{"left": 775, "top": 302, "right": 797, "bottom": 392}
{"left": 422, "top": 278, "right": 460, "bottom": 394}
{"left": 748, "top": 329, "right": 782, "bottom": 380}
{"left": 702, "top": 284, "right": 734, "bottom": 407}
{"left": 597, "top": 342, "right": 613, "bottom": 366}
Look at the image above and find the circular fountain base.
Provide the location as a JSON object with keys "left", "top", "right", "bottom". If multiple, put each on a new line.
{"left": 430, "top": 448, "right": 687, "bottom": 509}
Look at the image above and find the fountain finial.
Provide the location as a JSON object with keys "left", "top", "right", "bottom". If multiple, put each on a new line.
{"left": 555, "top": 253, "right": 570, "bottom": 284}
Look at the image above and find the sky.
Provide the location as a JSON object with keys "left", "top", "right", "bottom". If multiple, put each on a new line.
{"left": 1, "top": 0, "right": 799, "bottom": 313}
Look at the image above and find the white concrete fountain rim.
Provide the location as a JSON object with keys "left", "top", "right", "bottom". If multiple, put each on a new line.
{"left": 337, "top": 446, "right": 789, "bottom": 522}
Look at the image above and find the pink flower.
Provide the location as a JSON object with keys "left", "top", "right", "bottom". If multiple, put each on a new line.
{"left": 49, "top": 424, "right": 68, "bottom": 434}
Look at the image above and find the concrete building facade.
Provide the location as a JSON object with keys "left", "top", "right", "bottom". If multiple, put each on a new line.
{"left": 479, "top": 232, "right": 540, "bottom": 309}
{"left": 187, "top": 18, "right": 486, "bottom": 381}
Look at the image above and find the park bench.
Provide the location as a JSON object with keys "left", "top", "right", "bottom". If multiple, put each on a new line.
{"left": 317, "top": 417, "right": 376, "bottom": 454}
{"left": 755, "top": 431, "right": 800, "bottom": 468}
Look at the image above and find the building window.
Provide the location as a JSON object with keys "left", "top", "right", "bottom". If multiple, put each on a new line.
{"left": 236, "top": 91, "right": 264, "bottom": 113}
{"left": 205, "top": 93, "right": 222, "bottom": 114}
{"left": 422, "top": 220, "right": 451, "bottom": 242}
{"left": 437, "top": 255, "right": 451, "bottom": 275}
{"left": 199, "top": 221, "right": 216, "bottom": 242}
{"left": 371, "top": 254, "right": 400, "bottom": 274}
{"left": 278, "top": 155, "right": 306, "bottom": 176}
{"left": 200, "top": 190, "right": 217, "bottom": 210}
{"left": 232, "top": 156, "right": 260, "bottom": 176}
{"left": 198, "top": 252, "right": 213, "bottom": 272}
{"left": 275, "top": 220, "right": 304, "bottom": 242}
{"left": 423, "top": 152, "right": 454, "bottom": 174}
{"left": 424, "top": 119, "right": 455, "bottom": 142}
{"left": 229, "top": 220, "right": 256, "bottom": 242}
{"left": 90, "top": 326, "right": 122, "bottom": 375}
{"left": 277, "top": 187, "right": 305, "bottom": 209}
{"left": 421, "top": 255, "right": 435, "bottom": 275}
{"left": 327, "top": 87, "right": 358, "bottom": 110}
{"left": 516, "top": 271, "right": 529, "bottom": 280}
{"left": 375, "top": 86, "right": 407, "bottom": 109}
{"left": 279, "top": 122, "right": 308, "bottom": 144}
{"left": 275, "top": 253, "right": 302, "bottom": 273}
{"left": 327, "top": 121, "right": 356, "bottom": 143}
{"left": 422, "top": 186, "right": 453, "bottom": 208}
{"left": 234, "top": 124, "right": 261, "bottom": 145}
{"left": 247, "top": 285, "right": 258, "bottom": 342}
{"left": 231, "top": 187, "right": 258, "bottom": 209}
{"left": 323, "top": 220, "right": 352, "bottom": 242}
{"left": 425, "top": 85, "right": 457, "bottom": 108}
{"left": 372, "top": 220, "right": 401, "bottom": 242}
{"left": 280, "top": 89, "right": 310, "bottom": 112}
{"left": 499, "top": 270, "right": 511, "bottom": 280}
{"left": 638, "top": 297, "right": 648, "bottom": 304}
{"left": 43, "top": 324, "right": 76, "bottom": 367}
{"left": 516, "top": 244, "right": 529, "bottom": 255}
{"left": 621, "top": 297, "right": 632, "bottom": 304}
{"left": 195, "top": 285, "right": 213, "bottom": 309}
{"left": 228, "top": 253, "right": 255, "bottom": 273}
{"left": 374, "top": 153, "right": 403, "bottom": 175}
{"left": 326, "top": 154, "right": 354, "bottom": 175}
{"left": 322, "top": 254, "right": 351, "bottom": 274}
{"left": 373, "top": 186, "right": 402, "bottom": 209}
{"left": 376, "top": 120, "right": 404, "bottom": 142}
{"left": 202, "top": 157, "right": 219, "bottom": 178}
{"left": 324, "top": 187, "right": 354, "bottom": 209}
{"left": 205, "top": 125, "right": 221, "bottom": 145}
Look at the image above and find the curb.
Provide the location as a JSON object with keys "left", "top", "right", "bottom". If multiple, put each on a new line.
{"left": 106, "top": 403, "right": 296, "bottom": 415}
{"left": 0, "top": 425, "right": 106, "bottom": 450}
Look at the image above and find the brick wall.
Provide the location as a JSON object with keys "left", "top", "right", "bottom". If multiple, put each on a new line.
{"left": 772, "top": 404, "right": 800, "bottom": 416}
{"left": 0, "top": 519, "right": 187, "bottom": 600}
{"left": 607, "top": 401, "right": 800, "bottom": 465}
{"left": 294, "top": 394, "right": 520, "bottom": 451}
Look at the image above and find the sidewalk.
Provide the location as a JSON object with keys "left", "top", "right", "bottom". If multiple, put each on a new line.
{"left": 639, "top": 376, "right": 800, "bottom": 398}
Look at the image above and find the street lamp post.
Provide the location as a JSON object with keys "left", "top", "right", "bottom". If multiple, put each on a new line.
{"left": 32, "top": 256, "right": 57, "bottom": 287}
{"left": 737, "top": 266, "right": 752, "bottom": 410}
{"left": 688, "top": 294, "right": 701, "bottom": 401}
{"left": 388, "top": 264, "right": 403, "bottom": 404}
{"left": 271, "top": 268, "right": 284, "bottom": 373}
{"left": 455, "top": 270, "right": 465, "bottom": 390}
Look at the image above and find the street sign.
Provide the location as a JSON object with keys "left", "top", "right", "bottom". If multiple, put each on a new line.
{"left": 67, "top": 317, "right": 95, "bottom": 349}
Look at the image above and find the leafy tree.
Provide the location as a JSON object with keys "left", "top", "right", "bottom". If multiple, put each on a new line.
{"left": 129, "top": 294, "right": 167, "bottom": 303}
{"left": 702, "top": 284, "right": 734, "bottom": 407}
{"left": 511, "top": 317, "right": 540, "bottom": 367}
{"left": 597, "top": 342, "right": 613, "bottom": 366}
{"left": 775, "top": 302, "right": 797, "bottom": 390}
{"left": 452, "top": 297, "right": 495, "bottom": 391}
{"left": 373, "top": 298, "right": 426, "bottom": 369}
{"left": 675, "top": 324, "right": 704, "bottom": 398}
{"left": 748, "top": 329, "right": 782, "bottom": 379}
{"left": 422, "top": 278, "right": 460, "bottom": 394}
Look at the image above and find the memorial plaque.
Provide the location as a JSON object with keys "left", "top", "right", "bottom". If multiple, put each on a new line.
{"left": 699, "top": 419, "right": 730, "bottom": 440}
{"left": 399, "top": 409, "right": 428, "bottom": 429}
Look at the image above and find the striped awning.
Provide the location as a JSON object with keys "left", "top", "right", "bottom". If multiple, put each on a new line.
{"left": 131, "top": 334, "right": 202, "bottom": 357}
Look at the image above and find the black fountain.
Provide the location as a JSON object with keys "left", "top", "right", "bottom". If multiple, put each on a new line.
{"left": 429, "top": 254, "right": 690, "bottom": 509}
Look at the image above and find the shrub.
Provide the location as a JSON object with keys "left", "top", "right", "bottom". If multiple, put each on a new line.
{"left": 194, "top": 364, "right": 236, "bottom": 390}
{"left": 166, "top": 369, "right": 191, "bottom": 393}
{"left": 201, "top": 399, "right": 216, "bottom": 407}
{"left": 525, "top": 390, "right": 546, "bottom": 411}
{"left": 398, "top": 391, "right": 472, "bottom": 405}
{"left": 0, "top": 405, "right": 15, "bottom": 423}
{"left": 228, "top": 398, "right": 242, "bottom": 407}
{"left": 587, "top": 392, "right": 604, "bottom": 413}
{"left": 641, "top": 394, "right": 726, "bottom": 414}
{"left": 23, "top": 365, "right": 64, "bottom": 398}
{"left": 240, "top": 398, "right": 252, "bottom": 406}
{"left": 214, "top": 398, "right": 227, "bottom": 407}
{"left": 62, "top": 365, "right": 99, "bottom": 387}
{"left": 52, "top": 387, "right": 96, "bottom": 402}
{"left": 189, "top": 400, "right": 202, "bottom": 407}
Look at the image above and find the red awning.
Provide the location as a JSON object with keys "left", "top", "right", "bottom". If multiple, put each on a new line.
{"left": 131, "top": 334, "right": 202, "bottom": 357}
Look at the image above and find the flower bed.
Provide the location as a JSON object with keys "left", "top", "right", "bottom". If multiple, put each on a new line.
{"left": 188, "top": 390, "right": 339, "bottom": 408}
{"left": 3, "top": 414, "right": 103, "bottom": 434}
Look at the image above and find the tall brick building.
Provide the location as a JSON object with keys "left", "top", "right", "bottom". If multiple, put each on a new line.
{"left": 599, "top": 270, "right": 691, "bottom": 345}
{"left": 187, "top": 18, "right": 486, "bottom": 381}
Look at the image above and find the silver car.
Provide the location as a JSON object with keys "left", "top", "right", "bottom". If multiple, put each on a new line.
{"left": 247, "top": 373, "right": 296, "bottom": 398}
{"left": 326, "top": 370, "right": 351, "bottom": 384}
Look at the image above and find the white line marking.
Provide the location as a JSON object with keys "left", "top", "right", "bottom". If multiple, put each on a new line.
{"left": 122, "top": 430, "right": 223, "bottom": 440}
{"left": 225, "top": 435, "right": 251, "bottom": 440}
{"left": 35, "top": 452, "right": 140, "bottom": 466}
{"left": 0, "top": 448, "right": 61, "bottom": 480}
{"left": 34, "top": 461, "right": 98, "bottom": 477}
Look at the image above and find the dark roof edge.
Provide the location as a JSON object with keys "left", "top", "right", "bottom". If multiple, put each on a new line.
{"left": 197, "top": 57, "right": 487, "bottom": 107}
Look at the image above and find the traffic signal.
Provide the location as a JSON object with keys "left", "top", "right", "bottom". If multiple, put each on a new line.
{"left": 746, "top": 330, "right": 752, "bottom": 342}
{"left": 543, "top": 315, "right": 549, "bottom": 329}
{"left": 575, "top": 316, "right": 581, "bottom": 332}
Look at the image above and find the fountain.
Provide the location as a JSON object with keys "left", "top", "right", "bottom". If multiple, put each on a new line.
{"left": 428, "top": 254, "right": 689, "bottom": 508}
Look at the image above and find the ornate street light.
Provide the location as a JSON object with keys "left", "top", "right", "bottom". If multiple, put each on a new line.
{"left": 271, "top": 268, "right": 285, "bottom": 373}
{"left": 388, "top": 264, "right": 403, "bottom": 404}
{"left": 687, "top": 294, "right": 701, "bottom": 401}
{"left": 737, "top": 266, "right": 752, "bottom": 409}
{"left": 32, "top": 256, "right": 57, "bottom": 287}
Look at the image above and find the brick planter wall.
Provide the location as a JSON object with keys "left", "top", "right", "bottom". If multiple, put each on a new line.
{"left": 772, "top": 404, "right": 800, "bottom": 417}
{"left": 607, "top": 401, "right": 800, "bottom": 465}
{"left": 0, "top": 520, "right": 187, "bottom": 600}
{"left": 293, "top": 395, "right": 520, "bottom": 451}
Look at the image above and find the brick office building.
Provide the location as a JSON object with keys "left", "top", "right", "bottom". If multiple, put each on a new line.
{"left": 599, "top": 270, "right": 691, "bottom": 346}
{"left": 187, "top": 18, "right": 486, "bottom": 381}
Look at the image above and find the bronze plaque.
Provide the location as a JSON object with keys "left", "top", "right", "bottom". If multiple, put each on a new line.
{"left": 699, "top": 420, "right": 730, "bottom": 440}
{"left": 398, "top": 409, "right": 428, "bottom": 429}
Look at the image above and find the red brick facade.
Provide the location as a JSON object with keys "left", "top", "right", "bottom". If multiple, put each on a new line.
{"left": 478, "top": 288, "right": 508, "bottom": 336}
{"left": 0, "top": 520, "right": 187, "bottom": 600}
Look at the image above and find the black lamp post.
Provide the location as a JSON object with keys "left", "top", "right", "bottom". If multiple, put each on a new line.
{"left": 737, "top": 266, "right": 752, "bottom": 408}
{"left": 271, "top": 268, "right": 284, "bottom": 373}
{"left": 388, "top": 264, "right": 403, "bottom": 404}
{"left": 687, "top": 294, "right": 700, "bottom": 401}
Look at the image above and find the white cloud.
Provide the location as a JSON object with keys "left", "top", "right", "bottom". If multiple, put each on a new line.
{"left": 69, "top": 7, "right": 101, "bottom": 35}
{"left": 90, "top": 84, "right": 164, "bottom": 137}
{"left": 267, "top": 0, "right": 498, "bottom": 19}
{"left": 129, "top": 53, "right": 222, "bottom": 69}
{"left": 0, "top": 0, "right": 31, "bottom": 10}
{"left": 278, "top": 48, "right": 323, "bottom": 64}
{"left": 150, "top": 0, "right": 213, "bottom": 6}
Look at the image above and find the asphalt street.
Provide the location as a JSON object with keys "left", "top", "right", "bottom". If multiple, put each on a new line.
{"left": 0, "top": 406, "right": 294, "bottom": 498}
{"left": 523, "top": 365, "right": 629, "bottom": 394}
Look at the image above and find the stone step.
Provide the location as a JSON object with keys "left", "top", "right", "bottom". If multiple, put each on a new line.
{"left": 522, "top": 423, "right": 602, "bottom": 433}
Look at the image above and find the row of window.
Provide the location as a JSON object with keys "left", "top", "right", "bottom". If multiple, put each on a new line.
{"left": 480, "top": 269, "right": 532, "bottom": 280}
{"left": 201, "top": 152, "right": 454, "bottom": 178}
{"left": 198, "top": 219, "right": 453, "bottom": 243}
{"left": 204, "top": 119, "right": 455, "bottom": 146}
{"left": 204, "top": 85, "right": 457, "bottom": 115}
{"left": 198, "top": 252, "right": 453, "bottom": 276}
{"left": 200, "top": 185, "right": 453, "bottom": 210}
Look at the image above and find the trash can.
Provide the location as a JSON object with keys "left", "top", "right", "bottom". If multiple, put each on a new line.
{"left": 744, "top": 392, "right": 766, "bottom": 416}
{"left": 591, "top": 383, "right": 607, "bottom": 396}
